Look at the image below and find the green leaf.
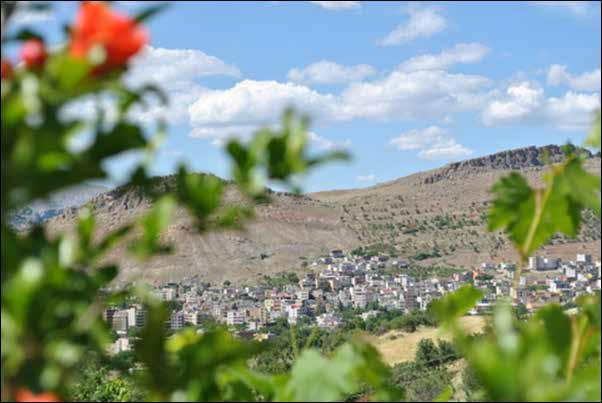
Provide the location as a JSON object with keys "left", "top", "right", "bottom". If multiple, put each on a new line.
{"left": 76, "top": 208, "right": 95, "bottom": 252}
{"left": 488, "top": 154, "right": 600, "bottom": 260}
{"left": 559, "top": 156, "right": 601, "bottom": 218}
{"left": 174, "top": 166, "right": 227, "bottom": 230}
{"left": 434, "top": 385, "right": 454, "bottom": 402}
{"left": 86, "top": 122, "right": 148, "bottom": 161}
{"left": 47, "top": 53, "right": 91, "bottom": 92}
{"left": 429, "top": 285, "right": 483, "bottom": 325}
{"left": 487, "top": 172, "right": 535, "bottom": 252}
{"left": 225, "top": 108, "right": 350, "bottom": 197}
{"left": 91, "top": 265, "right": 118, "bottom": 287}
{"left": 136, "top": 302, "right": 173, "bottom": 399}
{"left": 129, "top": 195, "right": 175, "bottom": 259}
{"left": 535, "top": 304, "right": 572, "bottom": 359}
{"left": 4, "top": 28, "right": 44, "bottom": 42}
{"left": 278, "top": 341, "right": 400, "bottom": 402}
{"left": 133, "top": 3, "right": 169, "bottom": 23}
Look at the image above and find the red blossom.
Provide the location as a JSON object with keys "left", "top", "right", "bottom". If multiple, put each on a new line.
{"left": 20, "top": 39, "right": 47, "bottom": 69}
{"left": 69, "top": 1, "right": 147, "bottom": 74}
{"left": 15, "top": 389, "right": 61, "bottom": 402}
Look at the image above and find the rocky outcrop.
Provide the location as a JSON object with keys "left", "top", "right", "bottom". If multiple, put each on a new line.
{"left": 424, "top": 145, "right": 594, "bottom": 184}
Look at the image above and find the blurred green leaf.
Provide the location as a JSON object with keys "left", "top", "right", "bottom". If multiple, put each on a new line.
{"left": 4, "top": 28, "right": 44, "bottom": 42}
{"left": 488, "top": 153, "right": 600, "bottom": 261}
{"left": 278, "top": 341, "right": 401, "bottom": 402}
{"left": 129, "top": 195, "right": 175, "bottom": 259}
{"left": 434, "top": 385, "right": 454, "bottom": 402}
{"left": 226, "top": 109, "right": 349, "bottom": 197}
{"left": 86, "top": 122, "right": 148, "bottom": 161}
{"left": 133, "top": 3, "right": 169, "bottom": 23}
{"left": 47, "top": 53, "right": 91, "bottom": 93}
{"left": 429, "top": 285, "right": 483, "bottom": 326}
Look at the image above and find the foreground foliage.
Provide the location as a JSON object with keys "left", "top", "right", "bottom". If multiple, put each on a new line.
{"left": 429, "top": 112, "right": 601, "bottom": 401}
{"left": 1, "top": 2, "right": 397, "bottom": 402}
{"left": 1, "top": 2, "right": 600, "bottom": 402}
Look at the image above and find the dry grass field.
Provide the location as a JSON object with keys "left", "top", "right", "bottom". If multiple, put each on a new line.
{"left": 367, "top": 316, "right": 487, "bottom": 366}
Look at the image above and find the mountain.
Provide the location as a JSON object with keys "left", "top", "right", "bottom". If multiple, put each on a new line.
{"left": 10, "top": 183, "right": 109, "bottom": 230}
{"left": 46, "top": 145, "right": 601, "bottom": 285}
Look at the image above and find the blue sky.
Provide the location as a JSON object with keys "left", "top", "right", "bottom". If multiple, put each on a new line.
{"left": 8, "top": 1, "right": 602, "bottom": 192}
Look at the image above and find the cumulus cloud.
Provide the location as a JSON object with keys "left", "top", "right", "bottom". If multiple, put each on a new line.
{"left": 188, "top": 80, "right": 340, "bottom": 139}
{"left": 377, "top": 7, "right": 446, "bottom": 46}
{"left": 127, "top": 45, "right": 240, "bottom": 86}
{"left": 124, "top": 46, "right": 240, "bottom": 124}
{"left": 186, "top": 69, "right": 492, "bottom": 140}
{"left": 389, "top": 126, "right": 473, "bottom": 160}
{"left": 288, "top": 61, "right": 376, "bottom": 84}
{"left": 398, "top": 43, "right": 490, "bottom": 72}
{"left": 482, "top": 82, "right": 545, "bottom": 126}
{"left": 545, "top": 91, "right": 602, "bottom": 130}
{"left": 60, "top": 46, "right": 240, "bottom": 127}
{"left": 340, "top": 70, "right": 491, "bottom": 120}
{"left": 482, "top": 81, "right": 600, "bottom": 130}
{"left": 547, "top": 65, "right": 601, "bottom": 92}
{"left": 309, "top": 1, "right": 361, "bottom": 10}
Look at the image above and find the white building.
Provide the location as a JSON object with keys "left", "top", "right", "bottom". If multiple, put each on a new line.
{"left": 316, "top": 313, "right": 342, "bottom": 329}
{"left": 108, "top": 337, "right": 131, "bottom": 355}
{"left": 528, "top": 256, "right": 559, "bottom": 271}
{"left": 226, "top": 310, "right": 246, "bottom": 326}
{"left": 161, "top": 287, "right": 177, "bottom": 301}
{"left": 112, "top": 310, "right": 129, "bottom": 335}
{"left": 170, "top": 311, "right": 185, "bottom": 330}
{"left": 577, "top": 254, "right": 592, "bottom": 264}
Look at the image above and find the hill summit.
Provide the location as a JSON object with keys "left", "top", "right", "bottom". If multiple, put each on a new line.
{"left": 46, "top": 145, "right": 601, "bottom": 285}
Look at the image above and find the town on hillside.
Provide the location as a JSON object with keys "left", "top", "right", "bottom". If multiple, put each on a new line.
{"left": 103, "top": 249, "right": 601, "bottom": 354}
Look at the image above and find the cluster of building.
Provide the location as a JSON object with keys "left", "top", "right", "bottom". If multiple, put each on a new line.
{"left": 103, "top": 250, "right": 601, "bottom": 354}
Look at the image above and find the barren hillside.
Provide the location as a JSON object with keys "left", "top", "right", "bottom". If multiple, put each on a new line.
{"left": 46, "top": 145, "right": 601, "bottom": 285}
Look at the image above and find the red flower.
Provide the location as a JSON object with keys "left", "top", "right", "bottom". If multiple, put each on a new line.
{"left": 69, "top": 1, "right": 147, "bottom": 74}
{"left": 1, "top": 59, "right": 13, "bottom": 79}
{"left": 20, "top": 39, "right": 47, "bottom": 69}
{"left": 15, "top": 389, "right": 61, "bottom": 402}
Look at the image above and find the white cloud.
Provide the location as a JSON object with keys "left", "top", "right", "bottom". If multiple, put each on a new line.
{"left": 288, "top": 61, "right": 376, "bottom": 84}
{"left": 547, "top": 65, "right": 601, "bottom": 92}
{"left": 308, "top": 131, "right": 352, "bottom": 150}
{"left": 398, "top": 43, "right": 490, "bottom": 72}
{"left": 545, "top": 91, "right": 601, "bottom": 130}
{"left": 309, "top": 1, "right": 361, "bottom": 10}
{"left": 390, "top": 126, "right": 473, "bottom": 160}
{"left": 482, "top": 81, "right": 600, "bottom": 130}
{"left": 482, "top": 82, "right": 545, "bottom": 126}
{"left": 186, "top": 69, "right": 492, "bottom": 141}
{"left": 124, "top": 46, "right": 240, "bottom": 124}
{"left": 188, "top": 80, "right": 340, "bottom": 140}
{"left": 127, "top": 45, "right": 241, "bottom": 86}
{"left": 356, "top": 174, "right": 377, "bottom": 182}
{"left": 59, "top": 46, "right": 240, "bottom": 127}
{"left": 377, "top": 7, "right": 446, "bottom": 46}
{"left": 529, "top": 1, "right": 592, "bottom": 16}
{"left": 340, "top": 69, "right": 491, "bottom": 121}
{"left": 132, "top": 82, "right": 209, "bottom": 125}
